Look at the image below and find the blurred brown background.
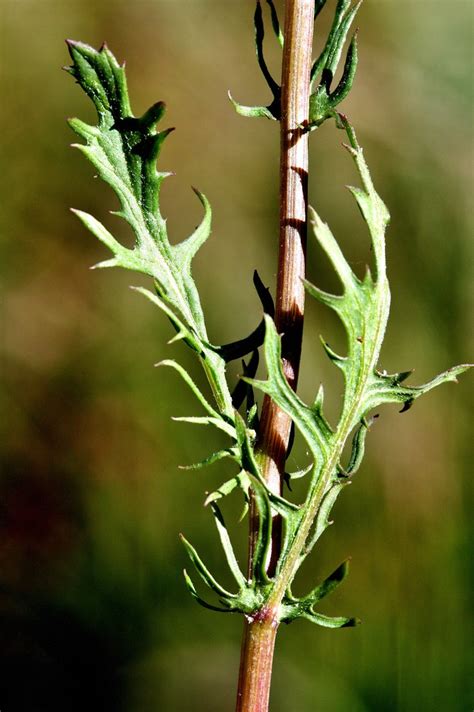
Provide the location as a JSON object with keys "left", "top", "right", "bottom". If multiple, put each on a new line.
{"left": 1, "top": 1, "right": 473, "bottom": 710}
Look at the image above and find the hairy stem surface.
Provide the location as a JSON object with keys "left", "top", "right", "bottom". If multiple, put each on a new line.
{"left": 236, "top": 611, "right": 279, "bottom": 712}
{"left": 236, "top": 1, "right": 315, "bottom": 709}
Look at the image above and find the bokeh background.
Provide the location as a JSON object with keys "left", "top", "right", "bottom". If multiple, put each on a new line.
{"left": 1, "top": 1, "right": 473, "bottom": 710}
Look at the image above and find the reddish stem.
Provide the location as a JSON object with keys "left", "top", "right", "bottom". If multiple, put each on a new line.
{"left": 235, "top": 1, "right": 315, "bottom": 709}
{"left": 235, "top": 609, "right": 279, "bottom": 712}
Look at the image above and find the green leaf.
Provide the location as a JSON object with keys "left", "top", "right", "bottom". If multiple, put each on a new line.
{"left": 179, "top": 448, "right": 238, "bottom": 471}
{"left": 302, "top": 560, "right": 350, "bottom": 605}
{"left": 234, "top": 410, "right": 299, "bottom": 516}
{"left": 132, "top": 287, "right": 203, "bottom": 354}
{"left": 210, "top": 503, "right": 247, "bottom": 589}
{"left": 71, "top": 209, "right": 129, "bottom": 263}
{"left": 183, "top": 570, "right": 233, "bottom": 613}
{"left": 155, "top": 360, "right": 219, "bottom": 419}
{"left": 204, "top": 470, "right": 252, "bottom": 507}
{"left": 171, "top": 415, "right": 236, "bottom": 440}
{"left": 302, "top": 480, "right": 349, "bottom": 561}
{"left": 248, "top": 118, "right": 470, "bottom": 625}
{"left": 228, "top": 0, "right": 281, "bottom": 121}
{"left": 67, "top": 42, "right": 236, "bottom": 424}
{"left": 180, "top": 534, "right": 236, "bottom": 600}
{"left": 329, "top": 32, "right": 359, "bottom": 106}
{"left": 172, "top": 188, "right": 212, "bottom": 268}
{"left": 300, "top": 611, "right": 359, "bottom": 628}
{"left": 248, "top": 474, "right": 273, "bottom": 585}
{"left": 245, "top": 316, "right": 332, "bottom": 463}
{"left": 308, "top": 1, "right": 361, "bottom": 128}
{"left": 309, "top": 207, "right": 357, "bottom": 289}
{"left": 338, "top": 416, "right": 375, "bottom": 476}
{"left": 205, "top": 470, "right": 252, "bottom": 525}
{"left": 285, "top": 463, "right": 313, "bottom": 483}
{"left": 228, "top": 92, "right": 278, "bottom": 120}
{"left": 154, "top": 359, "right": 235, "bottom": 439}
{"left": 364, "top": 364, "right": 472, "bottom": 415}
{"left": 265, "top": 0, "right": 284, "bottom": 47}
{"left": 325, "top": 2, "right": 361, "bottom": 80}
{"left": 280, "top": 561, "right": 353, "bottom": 624}
{"left": 311, "top": 1, "right": 359, "bottom": 82}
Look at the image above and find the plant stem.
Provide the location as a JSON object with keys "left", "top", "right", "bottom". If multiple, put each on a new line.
{"left": 235, "top": 610, "right": 279, "bottom": 712}
{"left": 236, "top": 1, "right": 315, "bottom": 709}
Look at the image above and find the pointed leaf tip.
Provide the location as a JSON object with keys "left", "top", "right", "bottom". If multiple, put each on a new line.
{"left": 399, "top": 399, "right": 414, "bottom": 413}
{"left": 265, "top": 0, "right": 284, "bottom": 47}
{"left": 228, "top": 90, "right": 278, "bottom": 120}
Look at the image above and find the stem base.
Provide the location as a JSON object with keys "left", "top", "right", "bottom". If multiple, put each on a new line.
{"left": 235, "top": 616, "right": 279, "bottom": 712}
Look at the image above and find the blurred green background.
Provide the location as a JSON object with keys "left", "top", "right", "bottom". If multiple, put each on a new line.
{"left": 1, "top": 1, "right": 473, "bottom": 710}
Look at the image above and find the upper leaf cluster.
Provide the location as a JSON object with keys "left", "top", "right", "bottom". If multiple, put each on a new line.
{"left": 229, "top": 0, "right": 360, "bottom": 129}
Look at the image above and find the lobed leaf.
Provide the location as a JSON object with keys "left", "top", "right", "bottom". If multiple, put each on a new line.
{"left": 67, "top": 40, "right": 225, "bottom": 365}
{"left": 247, "top": 118, "right": 470, "bottom": 624}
